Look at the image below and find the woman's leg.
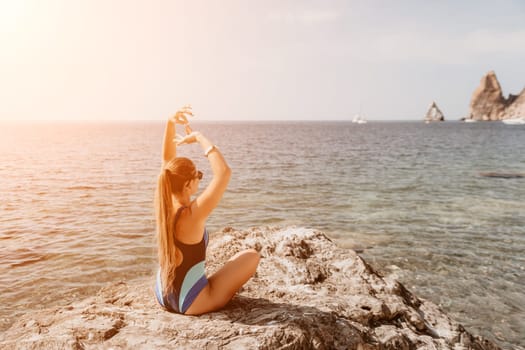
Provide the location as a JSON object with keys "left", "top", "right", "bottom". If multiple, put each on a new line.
{"left": 184, "top": 249, "right": 260, "bottom": 315}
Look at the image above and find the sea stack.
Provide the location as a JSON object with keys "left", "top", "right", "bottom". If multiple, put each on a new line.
{"left": 424, "top": 101, "right": 445, "bottom": 122}
{"left": 468, "top": 71, "right": 525, "bottom": 121}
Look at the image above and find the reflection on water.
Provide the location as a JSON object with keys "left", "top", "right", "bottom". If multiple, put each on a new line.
{"left": 0, "top": 121, "right": 524, "bottom": 349}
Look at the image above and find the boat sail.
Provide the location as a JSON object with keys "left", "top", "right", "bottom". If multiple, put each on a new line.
{"left": 352, "top": 102, "right": 368, "bottom": 124}
{"left": 424, "top": 101, "right": 445, "bottom": 123}
{"left": 352, "top": 114, "right": 367, "bottom": 124}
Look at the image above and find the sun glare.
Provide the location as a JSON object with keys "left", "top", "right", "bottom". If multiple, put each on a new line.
{"left": 0, "top": 0, "right": 28, "bottom": 33}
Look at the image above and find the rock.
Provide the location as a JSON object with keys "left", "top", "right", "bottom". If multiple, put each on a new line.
{"left": 424, "top": 101, "right": 445, "bottom": 122}
{"left": 0, "top": 227, "right": 501, "bottom": 349}
{"left": 468, "top": 71, "right": 525, "bottom": 121}
{"left": 480, "top": 172, "right": 525, "bottom": 179}
{"left": 469, "top": 71, "right": 506, "bottom": 121}
{"left": 504, "top": 87, "right": 525, "bottom": 119}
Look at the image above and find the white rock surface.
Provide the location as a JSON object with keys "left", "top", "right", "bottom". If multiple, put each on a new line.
{"left": 0, "top": 226, "right": 500, "bottom": 349}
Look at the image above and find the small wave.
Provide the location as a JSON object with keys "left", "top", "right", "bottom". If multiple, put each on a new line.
{"left": 0, "top": 248, "right": 50, "bottom": 268}
{"left": 9, "top": 255, "right": 48, "bottom": 268}
{"left": 66, "top": 186, "right": 97, "bottom": 190}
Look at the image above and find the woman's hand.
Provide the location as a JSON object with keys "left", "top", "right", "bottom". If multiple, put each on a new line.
{"left": 170, "top": 105, "right": 194, "bottom": 144}
{"left": 170, "top": 105, "right": 194, "bottom": 127}
{"left": 176, "top": 131, "right": 202, "bottom": 146}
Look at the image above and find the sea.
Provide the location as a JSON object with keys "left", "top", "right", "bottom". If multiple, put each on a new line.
{"left": 0, "top": 121, "right": 524, "bottom": 349}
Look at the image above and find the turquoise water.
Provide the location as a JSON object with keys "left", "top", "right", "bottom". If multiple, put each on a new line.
{"left": 0, "top": 121, "right": 523, "bottom": 348}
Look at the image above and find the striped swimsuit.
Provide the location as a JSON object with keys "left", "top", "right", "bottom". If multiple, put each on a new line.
{"left": 154, "top": 206, "right": 209, "bottom": 314}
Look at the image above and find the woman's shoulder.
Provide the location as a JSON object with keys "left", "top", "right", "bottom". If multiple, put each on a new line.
{"left": 174, "top": 204, "right": 205, "bottom": 244}
{"left": 176, "top": 200, "right": 206, "bottom": 222}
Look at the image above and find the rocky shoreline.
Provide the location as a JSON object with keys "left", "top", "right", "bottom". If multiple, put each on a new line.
{"left": 0, "top": 227, "right": 501, "bottom": 349}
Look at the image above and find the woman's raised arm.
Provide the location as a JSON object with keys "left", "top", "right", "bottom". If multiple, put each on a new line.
{"left": 162, "top": 106, "right": 193, "bottom": 167}
{"left": 176, "top": 132, "right": 231, "bottom": 221}
{"left": 161, "top": 118, "right": 177, "bottom": 166}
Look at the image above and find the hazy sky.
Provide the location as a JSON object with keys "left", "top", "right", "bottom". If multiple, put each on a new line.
{"left": 1, "top": 0, "right": 524, "bottom": 121}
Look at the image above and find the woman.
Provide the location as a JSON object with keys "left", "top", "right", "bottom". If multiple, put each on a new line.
{"left": 154, "top": 105, "right": 260, "bottom": 315}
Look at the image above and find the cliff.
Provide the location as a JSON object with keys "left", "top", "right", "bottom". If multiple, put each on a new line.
{"left": 467, "top": 71, "right": 525, "bottom": 121}
{"left": 0, "top": 227, "right": 500, "bottom": 349}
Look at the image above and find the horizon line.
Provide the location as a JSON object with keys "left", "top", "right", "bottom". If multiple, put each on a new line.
{"left": 0, "top": 118, "right": 465, "bottom": 123}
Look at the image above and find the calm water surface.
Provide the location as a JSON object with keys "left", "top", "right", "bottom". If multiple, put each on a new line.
{"left": 0, "top": 121, "right": 524, "bottom": 349}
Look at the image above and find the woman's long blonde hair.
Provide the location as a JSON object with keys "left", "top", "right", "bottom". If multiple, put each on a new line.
{"left": 155, "top": 157, "right": 196, "bottom": 296}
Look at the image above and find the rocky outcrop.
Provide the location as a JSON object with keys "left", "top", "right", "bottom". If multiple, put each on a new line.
{"left": 504, "top": 87, "right": 525, "bottom": 119}
{"left": 468, "top": 71, "right": 525, "bottom": 121}
{"left": 424, "top": 101, "right": 445, "bottom": 122}
{"left": 0, "top": 227, "right": 501, "bottom": 349}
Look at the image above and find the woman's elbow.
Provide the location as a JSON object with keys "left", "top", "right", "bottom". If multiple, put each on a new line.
{"left": 223, "top": 166, "right": 232, "bottom": 179}
{"left": 213, "top": 165, "right": 231, "bottom": 182}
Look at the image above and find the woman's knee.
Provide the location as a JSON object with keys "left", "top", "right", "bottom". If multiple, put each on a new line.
{"left": 243, "top": 248, "right": 260, "bottom": 270}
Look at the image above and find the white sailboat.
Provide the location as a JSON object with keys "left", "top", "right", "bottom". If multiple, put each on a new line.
{"left": 502, "top": 117, "right": 525, "bottom": 125}
{"left": 352, "top": 114, "right": 367, "bottom": 124}
{"left": 352, "top": 103, "right": 368, "bottom": 124}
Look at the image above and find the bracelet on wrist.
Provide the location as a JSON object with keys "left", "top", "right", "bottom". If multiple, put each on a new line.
{"left": 204, "top": 145, "right": 218, "bottom": 157}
